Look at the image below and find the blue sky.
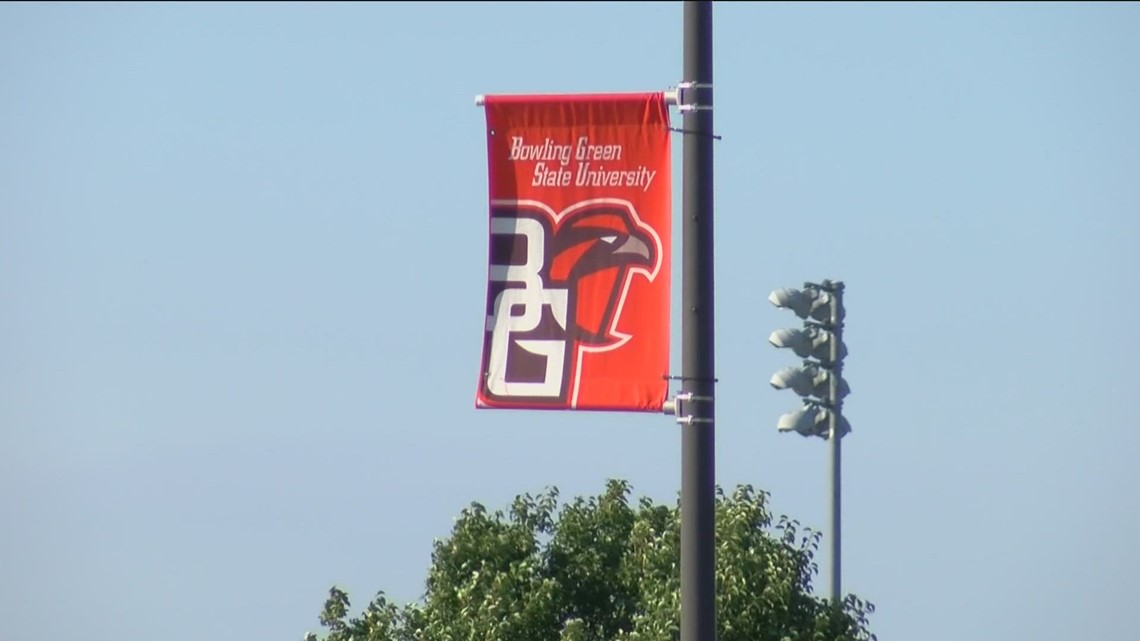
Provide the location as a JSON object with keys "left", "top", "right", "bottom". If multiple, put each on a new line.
{"left": 2, "top": 2, "right": 1138, "bottom": 640}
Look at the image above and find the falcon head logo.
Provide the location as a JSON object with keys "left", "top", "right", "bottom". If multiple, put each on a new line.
{"left": 548, "top": 207, "right": 657, "bottom": 345}
{"left": 479, "top": 199, "right": 663, "bottom": 407}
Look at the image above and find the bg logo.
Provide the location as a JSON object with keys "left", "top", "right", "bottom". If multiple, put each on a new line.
{"left": 480, "top": 199, "right": 662, "bottom": 407}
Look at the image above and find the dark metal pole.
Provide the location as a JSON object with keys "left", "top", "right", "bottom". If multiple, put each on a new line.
{"left": 680, "top": 2, "right": 715, "bottom": 641}
{"left": 827, "top": 282, "right": 845, "bottom": 604}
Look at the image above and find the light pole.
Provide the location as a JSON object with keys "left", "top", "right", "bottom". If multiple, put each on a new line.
{"left": 679, "top": 3, "right": 716, "bottom": 641}
{"left": 768, "top": 280, "right": 848, "bottom": 604}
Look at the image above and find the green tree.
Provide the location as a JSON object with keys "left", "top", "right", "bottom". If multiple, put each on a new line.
{"left": 306, "top": 480, "right": 875, "bottom": 641}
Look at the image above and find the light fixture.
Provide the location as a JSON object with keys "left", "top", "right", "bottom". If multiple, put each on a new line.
{"left": 770, "top": 364, "right": 850, "bottom": 399}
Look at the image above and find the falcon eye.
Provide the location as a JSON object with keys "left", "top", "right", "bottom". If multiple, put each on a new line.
{"left": 601, "top": 235, "right": 618, "bottom": 244}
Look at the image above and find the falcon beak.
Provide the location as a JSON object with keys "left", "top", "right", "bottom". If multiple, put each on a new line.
{"left": 613, "top": 235, "right": 651, "bottom": 260}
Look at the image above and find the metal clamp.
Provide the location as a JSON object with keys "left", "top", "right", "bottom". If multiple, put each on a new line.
{"left": 674, "top": 81, "right": 713, "bottom": 113}
{"left": 663, "top": 391, "right": 716, "bottom": 430}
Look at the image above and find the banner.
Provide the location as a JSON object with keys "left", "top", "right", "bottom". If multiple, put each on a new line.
{"left": 476, "top": 92, "right": 672, "bottom": 412}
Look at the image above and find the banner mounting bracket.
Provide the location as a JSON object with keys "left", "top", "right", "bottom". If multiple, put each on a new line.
{"left": 663, "top": 391, "right": 716, "bottom": 418}
{"left": 673, "top": 81, "right": 713, "bottom": 113}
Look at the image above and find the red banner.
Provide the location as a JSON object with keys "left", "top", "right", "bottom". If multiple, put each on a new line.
{"left": 475, "top": 93, "right": 672, "bottom": 412}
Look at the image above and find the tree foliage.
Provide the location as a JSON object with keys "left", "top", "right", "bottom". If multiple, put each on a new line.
{"left": 306, "top": 480, "right": 875, "bottom": 641}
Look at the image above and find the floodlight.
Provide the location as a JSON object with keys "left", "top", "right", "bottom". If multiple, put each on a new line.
{"left": 768, "top": 328, "right": 813, "bottom": 358}
{"left": 770, "top": 366, "right": 817, "bottom": 396}
{"left": 776, "top": 405, "right": 852, "bottom": 438}
{"left": 776, "top": 405, "right": 827, "bottom": 437}
{"left": 770, "top": 287, "right": 841, "bottom": 323}
{"left": 770, "top": 365, "right": 850, "bottom": 399}
{"left": 768, "top": 327, "right": 846, "bottom": 364}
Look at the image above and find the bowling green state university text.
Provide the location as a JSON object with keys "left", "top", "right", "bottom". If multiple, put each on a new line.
{"left": 508, "top": 136, "right": 659, "bottom": 193}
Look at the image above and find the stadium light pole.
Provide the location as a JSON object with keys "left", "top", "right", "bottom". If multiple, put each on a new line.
{"left": 769, "top": 280, "right": 847, "bottom": 604}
